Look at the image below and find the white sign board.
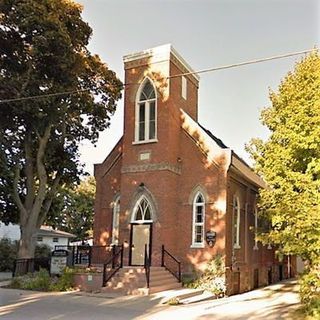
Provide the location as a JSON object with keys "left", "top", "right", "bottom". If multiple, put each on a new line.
{"left": 50, "top": 256, "right": 67, "bottom": 275}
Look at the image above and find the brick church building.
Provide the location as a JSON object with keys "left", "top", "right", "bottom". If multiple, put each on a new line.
{"left": 93, "top": 44, "right": 288, "bottom": 294}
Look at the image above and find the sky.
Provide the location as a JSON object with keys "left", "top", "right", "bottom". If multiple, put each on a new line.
{"left": 77, "top": 0, "right": 319, "bottom": 175}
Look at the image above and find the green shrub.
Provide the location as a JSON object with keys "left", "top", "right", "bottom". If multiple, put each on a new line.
{"left": 50, "top": 267, "right": 75, "bottom": 291}
{"left": 299, "top": 266, "right": 320, "bottom": 319}
{"left": 24, "top": 269, "right": 51, "bottom": 291}
{"left": 10, "top": 268, "right": 76, "bottom": 292}
{"left": 0, "top": 238, "right": 18, "bottom": 271}
{"left": 10, "top": 269, "right": 51, "bottom": 291}
{"left": 10, "top": 276, "right": 23, "bottom": 289}
{"left": 35, "top": 244, "right": 52, "bottom": 258}
{"left": 187, "top": 254, "right": 226, "bottom": 297}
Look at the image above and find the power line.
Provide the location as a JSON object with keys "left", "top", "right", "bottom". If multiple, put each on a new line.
{"left": 0, "top": 48, "right": 315, "bottom": 104}
{"left": 168, "top": 49, "right": 315, "bottom": 79}
{"left": 0, "top": 88, "right": 90, "bottom": 104}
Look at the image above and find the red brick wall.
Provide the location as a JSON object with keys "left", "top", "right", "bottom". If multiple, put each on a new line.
{"left": 176, "top": 132, "right": 227, "bottom": 274}
{"left": 93, "top": 139, "right": 122, "bottom": 246}
{"left": 225, "top": 170, "right": 280, "bottom": 294}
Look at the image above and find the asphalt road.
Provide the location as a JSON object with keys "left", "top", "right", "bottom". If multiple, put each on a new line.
{"left": 0, "top": 280, "right": 300, "bottom": 320}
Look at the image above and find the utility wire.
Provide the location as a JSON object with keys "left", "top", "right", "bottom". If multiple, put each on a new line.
{"left": 0, "top": 48, "right": 315, "bottom": 104}
{"left": 0, "top": 88, "right": 90, "bottom": 104}
{"left": 168, "top": 49, "right": 314, "bottom": 79}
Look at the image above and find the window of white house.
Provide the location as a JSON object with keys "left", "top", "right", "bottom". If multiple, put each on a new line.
{"left": 253, "top": 206, "right": 259, "bottom": 250}
{"left": 192, "top": 192, "right": 205, "bottom": 247}
{"left": 233, "top": 197, "right": 241, "bottom": 249}
{"left": 37, "top": 236, "right": 43, "bottom": 242}
{"left": 132, "top": 196, "right": 153, "bottom": 222}
{"left": 53, "top": 237, "right": 59, "bottom": 243}
{"left": 181, "top": 76, "right": 187, "bottom": 100}
{"left": 112, "top": 196, "right": 120, "bottom": 245}
{"left": 135, "top": 78, "right": 157, "bottom": 143}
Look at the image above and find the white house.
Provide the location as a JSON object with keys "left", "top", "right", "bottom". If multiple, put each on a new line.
{"left": 35, "top": 226, "right": 76, "bottom": 250}
{"left": 0, "top": 223, "right": 75, "bottom": 249}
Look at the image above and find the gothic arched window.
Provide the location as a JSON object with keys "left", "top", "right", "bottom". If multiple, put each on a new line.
{"left": 135, "top": 78, "right": 157, "bottom": 143}
{"left": 112, "top": 196, "right": 120, "bottom": 244}
{"left": 192, "top": 192, "right": 205, "bottom": 247}
{"left": 132, "top": 196, "right": 153, "bottom": 222}
{"left": 233, "top": 196, "right": 241, "bottom": 249}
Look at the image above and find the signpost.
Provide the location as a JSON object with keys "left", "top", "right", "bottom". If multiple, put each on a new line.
{"left": 51, "top": 250, "right": 69, "bottom": 275}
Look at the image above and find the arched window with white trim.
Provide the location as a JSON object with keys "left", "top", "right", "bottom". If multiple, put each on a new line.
{"left": 135, "top": 78, "right": 157, "bottom": 143}
{"left": 233, "top": 196, "right": 241, "bottom": 249}
{"left": 192, "top": 192, "right": 205, "bottom": 247}
{"left": 112, "top": 196, "right": 120, "bottom": 245}
{"left": 132, "top": 196, "right": 153, "bottom": 222}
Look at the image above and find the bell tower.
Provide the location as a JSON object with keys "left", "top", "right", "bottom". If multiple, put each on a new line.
{"left": 122, "top": 44, "right": 199, "bottom": 168}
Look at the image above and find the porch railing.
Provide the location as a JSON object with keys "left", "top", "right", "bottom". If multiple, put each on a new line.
{"left": 161, "top": 245, "right": 181, "bottom": 282}
{"left": 144, "top": 244, "right": 151, "bottom": 288}
{"left": 102, "top": 244, "right": 123, "bottom": 286}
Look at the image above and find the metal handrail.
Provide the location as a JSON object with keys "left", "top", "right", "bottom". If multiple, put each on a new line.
{"left": 161, "top": 245, "right": 181, "bottom": 282}
{"left": 144, "top": 244, "right": 150, "bottom": 288}
{"left": 102, "top": 244, "right": 123, "bottom": 286}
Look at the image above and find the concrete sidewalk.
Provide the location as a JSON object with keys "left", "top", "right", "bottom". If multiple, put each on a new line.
{"left": 0, "top": 279, "right": 300, "bottom": 320}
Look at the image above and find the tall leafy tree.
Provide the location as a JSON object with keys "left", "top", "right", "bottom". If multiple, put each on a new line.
{"left": 0, "top": 0, "right": 122, "bottom": 258}
{"left": 247, "top": 52, "right": 320, "bottom": 267}
{"left": 46, "top": 176, "right": 95, "bottom": 241}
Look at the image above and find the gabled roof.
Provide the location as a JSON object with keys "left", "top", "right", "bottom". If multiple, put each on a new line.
{"left": 197, "top": 123, "right": 228, "bottom": 149}
{"left": 180, "top": 109, "right": 266, "bottom": 188}
{"left": 36, "top": 226, "right": 76, "bottom": 238}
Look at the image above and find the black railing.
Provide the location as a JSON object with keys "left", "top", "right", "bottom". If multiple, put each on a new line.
{"left": 55, "top": 245, "right": 112, "bottom": 267}
{"left": 13, "top": 257, "right": 51, "bottom": 277}
{"left": 102, "top": 245, "right": 123, "bottom": 286}
{"left": 144, "top": 244, "right": 150, "bottom": 288}
{"left": 161, "top": 245, "right": 181, "bottom": 282}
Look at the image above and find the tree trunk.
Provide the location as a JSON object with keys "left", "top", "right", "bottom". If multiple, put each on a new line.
{"left": 17, "top": 224, "right": 37, "bottom": 259}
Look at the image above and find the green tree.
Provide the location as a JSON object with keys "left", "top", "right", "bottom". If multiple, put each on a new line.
{"left": 46, "top": 176, "right": 95, "bottom": 241}
{"left": 0, "top": 0, "right": 122, "bottom": 258}
{"left": 247, "top": 52, "right": 320, "bottom": 265}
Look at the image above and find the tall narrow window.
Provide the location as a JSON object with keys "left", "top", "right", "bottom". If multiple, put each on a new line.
{"left": 181, "top": 76, "right": 187, "bottom": 99}
{"left": 132, "top": 196, "right": 153, "bottom": 222}
{"left": 135, "top": 79, "right": 157, "bottom": 143}
{"left": 253, "top": 207, "right": 259, "bottom": 250}
{"left": 192, "top": 192, "right": 205, "bottom": 247}
{"left": 112, "top": 196, "right": 120, "bottom": 245}
{"left": 233, "top": 197, "right": 241, "bottom": 249}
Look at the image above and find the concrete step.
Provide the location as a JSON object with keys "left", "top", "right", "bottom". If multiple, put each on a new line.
{"left": 149, "top": 282, "right": 182, "bottom": 294}
{"left": 150, "top": 273, "right": 176, "bottom": 282}
{"left": 150, "top": 277, "right": 178, "bottom": 287}
{"left": 103, "top": 266, "right": 182, "bottom": 295}
{"left": 101, "top": 286, "right": 149, "bottom": 296}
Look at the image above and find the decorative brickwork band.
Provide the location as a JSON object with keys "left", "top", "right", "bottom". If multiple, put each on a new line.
{"left": 121, "top": 162, "right": 181, "bottom": 175}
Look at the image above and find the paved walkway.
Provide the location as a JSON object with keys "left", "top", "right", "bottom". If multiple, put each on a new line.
{"left": 0, "top": 280, "right": 300, "bottom": 320}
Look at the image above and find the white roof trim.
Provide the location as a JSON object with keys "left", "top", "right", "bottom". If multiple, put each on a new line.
{"left": 231, "top": 155, "right": 266, "bottom": 189}
{"left": 180, "top": 109, "right": 231, "bottom": 168}
{"left": 123, "top": 44, "right": 200, "bottom": 81}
